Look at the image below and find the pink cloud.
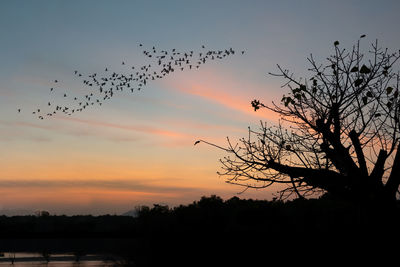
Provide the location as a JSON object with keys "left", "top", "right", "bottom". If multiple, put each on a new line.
{"left": 162, "top": 69, "right": 280, "bottom": 122}
{"left": 55, "top": 115, "right": 189, "bottom": 139}
{"left": 184, "top": 84, "right": 261, "bottom": 115}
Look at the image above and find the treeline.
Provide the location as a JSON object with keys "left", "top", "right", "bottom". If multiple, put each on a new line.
{"left": 1, "top": 195, "right": 398, "bottom": 239}
{"left": 1, "top": 195, "right": 399, "bottom": 265}
{"left": 0, "top": 214, "right": 136, "bottom": 238}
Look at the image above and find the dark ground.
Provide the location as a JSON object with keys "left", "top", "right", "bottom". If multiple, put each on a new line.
{"left": 0, "top": 195, "right": 399, "bottom": 266}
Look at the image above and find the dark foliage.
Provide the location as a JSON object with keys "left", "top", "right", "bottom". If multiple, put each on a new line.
{"left": 135, "top": 195, "right": 400, "bottom": 237}
{"left": 0, "top": 215, "right": 137, "bottom": 238}
{"left": 0, "top": 195, "right": 398, "bottom": 238}
{"left": 1, "top": 195, "right": 399, "bottom": 266}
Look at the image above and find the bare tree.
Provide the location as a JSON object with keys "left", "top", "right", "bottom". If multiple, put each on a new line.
{"left": 198, "top": 36, "right": 400, "bottom": 204}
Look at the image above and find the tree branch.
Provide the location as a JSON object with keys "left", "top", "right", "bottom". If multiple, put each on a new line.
{"left": 369, "top": 149, "right": 387, "bottom": 187}
{"left": 349, "top": 130, "right": 368, "bottom": 176}
{"left": 384, "top": 146, "right": 400, "bottom": 200}
{"left": 267, "top": 160, "right": 349, "bottom": 195}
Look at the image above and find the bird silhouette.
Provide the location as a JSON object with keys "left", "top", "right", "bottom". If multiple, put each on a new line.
{"left": 194, "top": 140, "right": 201, "bottom": 145}
{"left": 28, "top": 44, "right": 244, "bottom": 120}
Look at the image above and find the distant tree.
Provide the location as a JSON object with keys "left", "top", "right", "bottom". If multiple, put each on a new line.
{"left": 8, "top": 252, "right": 15, "bottom": 265}
{"left": 199, "top": 36, "right": 400, "bottom": 205}
{"left": 73, "top": 250, "right": 85, "bottom": 263}
{"left": 41, "top": 250, "right": 50, "bottom": 264}
{"left": 35, "top": 210, "right": 50, "bottom": 217}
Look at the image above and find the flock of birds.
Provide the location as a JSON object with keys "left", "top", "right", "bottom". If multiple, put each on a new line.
{"left": 19, "top": 44, "right": 245, "bottom": 120}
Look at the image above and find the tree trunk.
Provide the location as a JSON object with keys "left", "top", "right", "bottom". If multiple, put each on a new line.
{"left": 384, "top": 146, "right": 400, "bottom": 202}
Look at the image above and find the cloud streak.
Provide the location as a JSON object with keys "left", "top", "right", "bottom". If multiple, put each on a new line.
{"left": 1, "top": 116, "right": 192, "bottom": 143}
{"left": 163, "top": 69, "right": 281, "bottom": 122}
{"left": 0, "top": 179, "right": 201, "bottom": 195}
{"left": 55, "top": 116, "right": 189, "bottom": 139}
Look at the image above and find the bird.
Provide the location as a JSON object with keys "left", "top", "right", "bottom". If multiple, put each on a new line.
{"left": 194, "top": 140, "right": 201, "bottom": 145}
{"left": 17, "top": 109, "right": 21, "bottom": 113}
{"left": 30, "top": 44, "right": 240, "bottom": 120}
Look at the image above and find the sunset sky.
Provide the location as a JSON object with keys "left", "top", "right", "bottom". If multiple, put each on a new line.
{"left": 1, "top": 0, "right": 400, "bottom": 215}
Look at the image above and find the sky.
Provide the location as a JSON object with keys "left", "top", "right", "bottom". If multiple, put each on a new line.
{"left": 1, "top": 0, "right": 400, "bottom": 215}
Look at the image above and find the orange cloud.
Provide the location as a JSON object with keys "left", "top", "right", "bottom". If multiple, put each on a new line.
{"left": 0, "top": 179, "right": 201, "bottom": 195}
{"left": 162, "top": 69, "right": 281, "bottom": 122}
{"left": 184, "top": 83, "right": 272, "bottom": 117}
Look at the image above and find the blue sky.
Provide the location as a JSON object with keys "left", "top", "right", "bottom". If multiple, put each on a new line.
{"left": 0, "top": 0, "right": 399, "bottom": 215}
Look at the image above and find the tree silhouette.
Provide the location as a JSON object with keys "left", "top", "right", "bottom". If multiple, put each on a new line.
{"left": 200, "top": 36, "right": 400, "bottom": 204}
